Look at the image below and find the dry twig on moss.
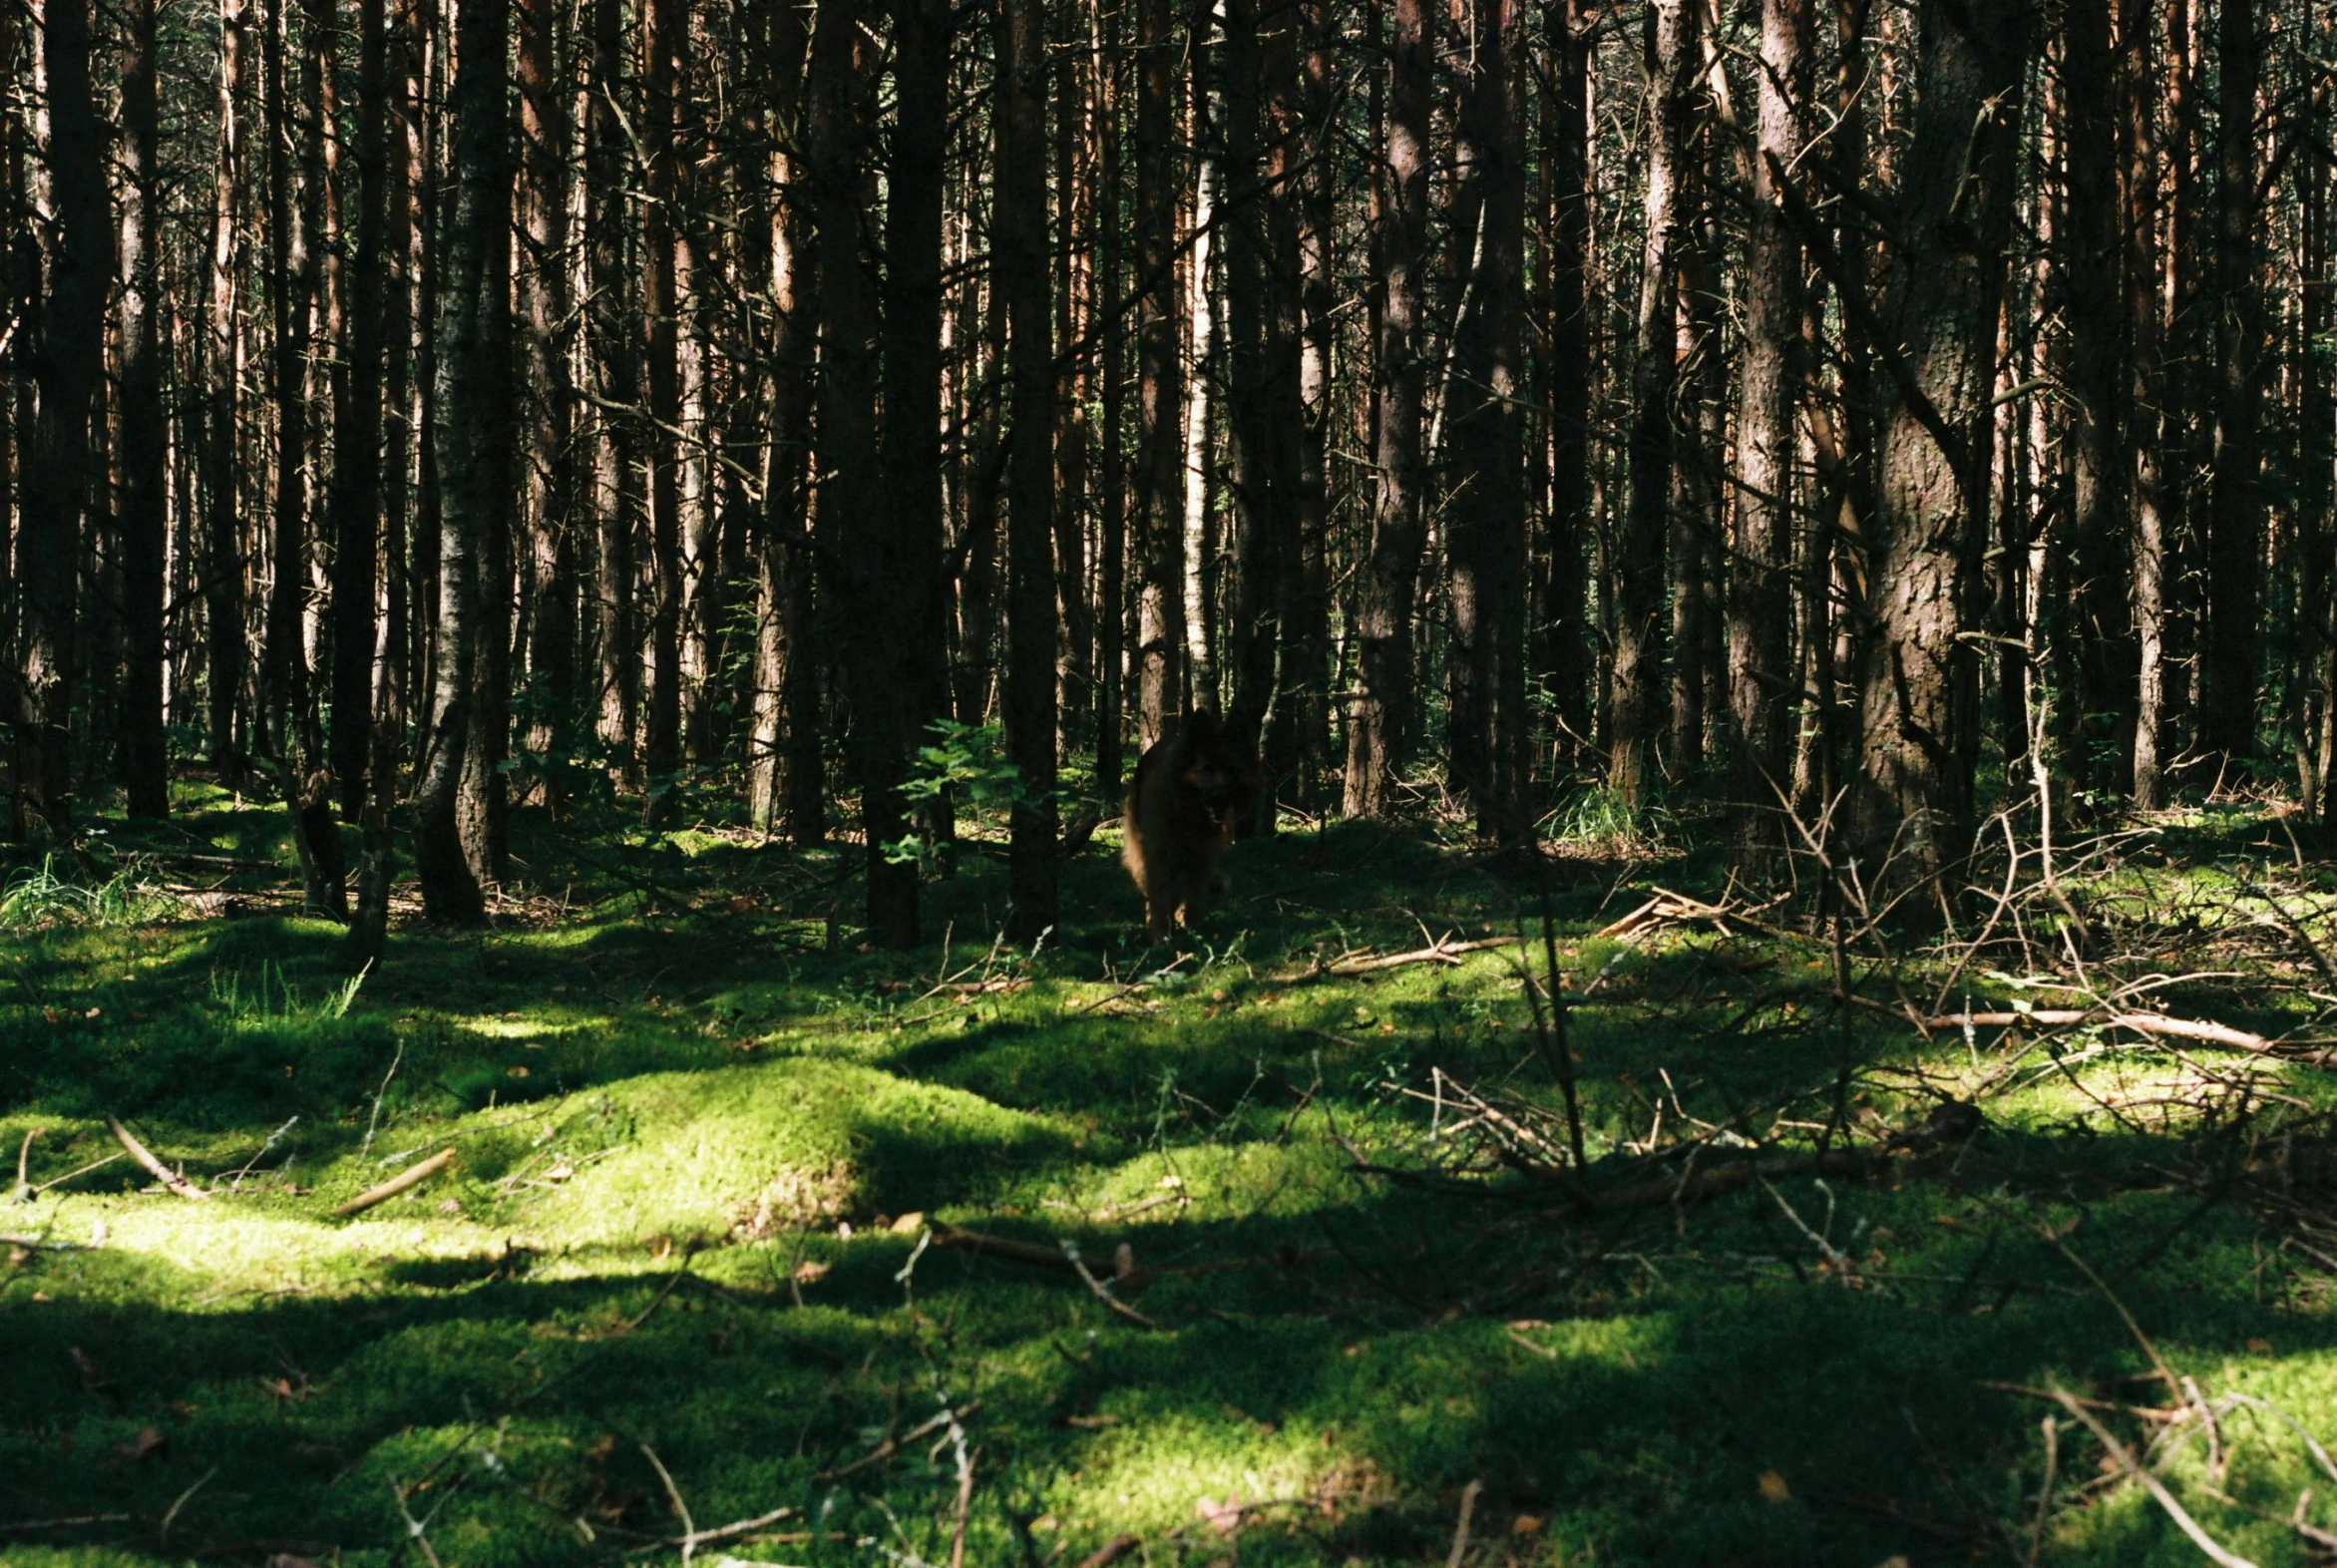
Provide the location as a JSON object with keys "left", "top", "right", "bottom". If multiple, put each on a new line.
{"left": 108, "top": 1116, "right": 207, "bottom": 1201}
{"left": 331, "top": 1146, "right": 455, "bottom": 1216}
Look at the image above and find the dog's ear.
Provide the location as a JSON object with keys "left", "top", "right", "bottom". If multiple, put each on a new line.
{"left": 1182, "top": 706, "right": 1222, "bottom": 743}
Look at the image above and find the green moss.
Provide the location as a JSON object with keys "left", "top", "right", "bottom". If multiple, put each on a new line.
{"left": 10, "top": 801, "right": 2337, "bottom": 1563}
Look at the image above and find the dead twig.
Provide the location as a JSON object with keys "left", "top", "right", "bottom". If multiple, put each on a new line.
{"left": 13, "top": 1126, "right": 40, "bottom": 1202}
{"left": 813, "top": 1400, "right": 984, "bottom": 1483}
{"left": 108, "top": 1117, "right": 208, "bottom": 1201}
{"left": 332, "top": 1147, "right": 457, "bottom": 1217}
{"left": 1444, "top": 1478, "right": 1482, "bottom": 1568}
{"left": 1929, "top": 1010, "right": 2302, "bottom": 1058}
{"left": 2044, "top": 1381, "right": 2258, "bottom": 1568}
{"left": 1074, "top": 1536, "right": 1139, "bottom": 1568}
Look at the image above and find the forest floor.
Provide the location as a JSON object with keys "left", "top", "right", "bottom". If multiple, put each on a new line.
{"left": 9, "top": 783, "right": 2337, "bottom": 1566}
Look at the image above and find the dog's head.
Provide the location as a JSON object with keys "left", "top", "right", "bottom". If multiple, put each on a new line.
{"left": 1174, "top": 710, "right": 1261, "bottom": 830}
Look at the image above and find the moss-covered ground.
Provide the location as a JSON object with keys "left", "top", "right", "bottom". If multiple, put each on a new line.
{"left": 10, "top": 789, "right": 2337, "bottom": 1565}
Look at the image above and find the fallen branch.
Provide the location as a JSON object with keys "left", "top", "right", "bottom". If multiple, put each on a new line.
{"left": 331, "top": 1147, "right": 456, "bottom": 1217}
{"left": 931, "top": 1222, "right": 1150, "bottom": 1294}
{"left": 1927, "top": 1010, "right": 2296, "bottom": 1057}
{"left": 2044, "top": 1381, "right": 2258, "bottom": 1568}
{"left": 1075, "top": 1536, "right": 1139, "bottom": 1568}
{"left": 1272, "top": 935, "right": 1519, "bottom": 983}
{"left": 108, "top": 1117, "right": 208, "bottom": 1201}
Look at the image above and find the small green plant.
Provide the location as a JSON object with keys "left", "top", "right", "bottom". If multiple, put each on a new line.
{"left": 883, "top": 720, "right": 1034, "bottom": 870}
{"left": 208, "top": 958, "right": 369, "bottom": 1027}
{"left": 0, "top": 855, "right": 183, "bottom": 931}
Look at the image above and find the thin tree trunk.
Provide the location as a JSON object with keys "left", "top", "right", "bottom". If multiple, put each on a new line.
{"left": 1343, "top": 0, "right": 1431, "bottom": 817}
{"left": 17, "top": 0, "right": 106, "bottom": 834}
{"left": 1612, "top": 0, "right": 1693, "bottom": 810}
{"left": 119, "top": 0, "right": 170, "bottom": 818}
{"left": 1729, "top": 0, "right": 1807, "bottom": 860}
{"left": 810, "top": 0, "right": 918, "bottom": 945}
{"left": 517, "top": 0, "right": 575, "bottom": 805}
{"left": 885, "top": 0, "right": 949, "bottom": 857}
{"left": 589, "top": 0, "right": 640, "bottom": 783}
{"left": 330, "top": 0, "right": 390, "bottom": 819}
{"left": 414, "top": 0, "right": 513, "bottom": 925}
{"left": 2202, "top": 0, "right": 2262, "bottom": 775}
{"left": 1132, "top": 0, "right": 1186, "bottom": 746}
{"left": 202, "top": 0, "right": 249, "bottom": 784}
{"left": 641, "top": 0, "right": 683, "bottom": 822}
{"left": 2126, "top": 0, "right": 2169, "bottom": 807}
{"left": 1539, "top": 0, "right": 1595, "bottom": 775}
{"left": 1181, "top": 152, "right": 1220, "bottom": 710}
{"left": 1095, "top": 0, "right": 1128, "bottom": 801}
{"left": 1001, "top": 0, "right": 1058, "bottom": 939}
{"left": 1269, "top": 0, "right": 1335, "bottom": 813}
{"left": 1445, "top": 0, "right": 1526, "bottom": 841}
{"left": 2064, "top": 0, "right": 2131, "bottom": 800}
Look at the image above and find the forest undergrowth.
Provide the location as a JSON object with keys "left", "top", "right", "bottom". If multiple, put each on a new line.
{"left": 12, "top": 784, "right": 2337, "bottom": 1565}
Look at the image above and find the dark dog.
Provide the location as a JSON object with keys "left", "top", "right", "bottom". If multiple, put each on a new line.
{"left": 1121, "top": 710, "right": 1261, "bottom": 939}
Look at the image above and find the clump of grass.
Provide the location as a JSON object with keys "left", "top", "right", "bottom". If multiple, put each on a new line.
{"left": 207, "top": 957, "right": 369, "bottom": 1026}
{"left": 1543, "top": 782, "right": 1675, "bottom": 856}
{"left": 0, "top": 854, "right": 183, "bottom": 931}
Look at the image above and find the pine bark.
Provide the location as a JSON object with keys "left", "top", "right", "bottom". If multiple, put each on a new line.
{"left": 2201, "top": 0, "right": 2262, "bottom": 772}
{"left": 1729, "top": 0, "right": 1806, "bottom": 857}
{"left": 414, "top": 0, "right": 513, "bottom": 925}
{"left": 17, "top": 0, "right": 107, "bottom": 833}
{"left": 2063, "top": 0, "right": 2131, "bottom": 796}
{"left": 1849, "top": 0, "right": 2036, "bottom": 884}
{"left": 1343, "top": 0, "right": 1431, "bottom": 817}
{"left": 202, "top": 0, "right": 250, "bottom": 783}
{"left": 809, "top": 0, "right": 918, "bottom": 944}
{"left": 641, "top": 0, "right": 684, "bottom": 822}
{"left": 1132, "top": 0, "right": 1186, "bottom": 745}
{"left": 1445, "top": 0, "right": 1526, "bottom": 841}
{"left": 1612, "top": 0, "right": 1692, "bottom": 810}
{"left": 1001, "top": 0, "right": 1058, "bottom": 939}
{"left": 119, "top": 0, "right": 171, "bottom": 817}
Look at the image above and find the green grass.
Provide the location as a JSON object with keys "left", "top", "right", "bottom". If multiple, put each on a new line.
{"left": 8, "top": 798, "right": 2337, "bottom": 1564}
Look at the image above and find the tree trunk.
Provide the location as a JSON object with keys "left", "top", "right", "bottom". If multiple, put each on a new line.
{"left": 884, "top": 0, "right": 949, "bottom": 859}
{"left": 2063, "top": 0, "right": 2131, "bottom": 801}
{"left": 2201, "top": 0, "right": 2262, "bottom": 776}
{"left": 1095, "top": 0, "right": 1128, "bottom": 801}
{"left": 589, "top": 0, "right": 640, "bottom": 784}
{"left": 1001, "top": 0, "right": 1058, "bottom": 940}
{"left": 329, "top": 0, "right": 390, "bottom": 820}
{"left": 1268, "top": 0, "right": 1335, "bottom": 814}
{"left": 641, "top": 0, "right": 683, "bottom": 823}
{"left": 1728, "top": 0, "right": 1807, "bottom": 860}
{"left": 516, "top": 0, "right": 575, "bottom": 806}
{"left": 202, "top": 0, "right": 249, "bottom": 785}
{"left": 810, "top": 0, "right": 918, "bottom": 945}
{"left": 1445, "top": 0, "right": 1526, "bottom": 842}
{"left": 1132, "top": 0, "right": 1185, "bottom": 746}
{"left": 1612, "top": 0, "right": 1693, "bottom": 810}
{"left": 414, "top": 0, "right": 512, "bottom": 925}
{"left": 119, "top": 0, "right": 170, "bottom": 818}
{"left": 17, "top": 0, "right": 106, "bottom": 834}
{"left": 1343, "top": 0, "right": 1431, "bottom": 817}
{"left": 1849, "top": 0, "right": 2036, "bottom": 885}
{"left": 1538, "top": 0, "right": 1595, "bottom": 777}
{"left": 2125, "top": 0, "right": 2167, "bottom": 807}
